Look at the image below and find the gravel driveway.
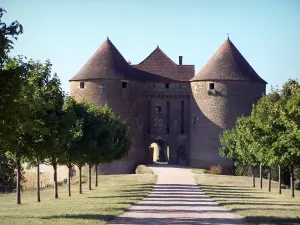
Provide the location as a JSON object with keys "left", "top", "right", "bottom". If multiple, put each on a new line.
{"left": 109, "top": 163, "right": 249, "bottom": 225}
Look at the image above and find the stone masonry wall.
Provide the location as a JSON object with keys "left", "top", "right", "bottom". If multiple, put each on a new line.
{"left": 145, "top": 82, "right": 191, "bottom": 165}
{"left": 70, "top": 79, "right": 147, "bottom": 174}
{"left": 190, "top": 81, "right": 266, "bottom": 173}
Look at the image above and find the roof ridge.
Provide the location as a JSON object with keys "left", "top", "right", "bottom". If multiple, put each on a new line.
{"left": 138, "top": 46, "right": 177, "bottom": 65}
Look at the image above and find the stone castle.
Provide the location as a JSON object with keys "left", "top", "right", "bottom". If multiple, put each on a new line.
{"left": 70, "top": 37, "right": 267, "bottom": 174}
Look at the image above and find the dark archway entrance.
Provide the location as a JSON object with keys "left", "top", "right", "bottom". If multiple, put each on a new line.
{"left": 149, "top": 136, "right": 170, "bottom": 163}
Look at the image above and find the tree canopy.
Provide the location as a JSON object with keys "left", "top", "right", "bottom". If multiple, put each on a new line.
{"left": 219, "top": 79, "right": 300, "bottom": 197}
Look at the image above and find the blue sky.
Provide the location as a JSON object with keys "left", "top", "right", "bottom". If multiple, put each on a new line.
{"left": 2, "top": 0, "right": 300, "bottom": 93}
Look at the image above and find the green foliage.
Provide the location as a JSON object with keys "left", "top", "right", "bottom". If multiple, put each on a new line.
{"left": 0, "top": 8, "right": 23, "bottom": 66}
{"left": 0, "top": 8, "right": 132, "bottom": 200}
{"left": 209, "top": 165, "right": 223, "bottom": 175}
{"left": 0, "top": 9, "right": 24, "bottom": 150}
{"left": 219, "top": 79, "right": 300, "bottom": 180}
{"left": 0, "top": 154, "right": 16, "bottom": 192}
{"left": 59, "top": 99, "right": 131, "bottom": 168}
{"left": 219, "top": 128, "right": 237, "bottom": 159}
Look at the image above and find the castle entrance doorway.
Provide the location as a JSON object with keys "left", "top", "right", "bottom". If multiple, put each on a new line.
{"left": 148, "top": 136, "right": 170, "bottom": 163}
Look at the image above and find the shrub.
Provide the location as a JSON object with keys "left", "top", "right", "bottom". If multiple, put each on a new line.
{"left": 135, "top": 165, "right": 153, "bottom": 174}
{"left": 71, "top": 174, "right": 87, "bottom": 185}
{"left": 295, "top": 180, "right": 300, "bottom": 191}
{"left": 210, "top": 165, "right": 223, "bottom": 175}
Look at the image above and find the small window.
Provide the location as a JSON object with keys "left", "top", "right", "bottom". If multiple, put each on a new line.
{"left": 155, "top": 106, "right": 162, "bottom": 114}
{"left": 122, "top": 81, "right": 127, "bottom": 88}
{"left": 209, "top": 82, "right": 215, "bottom": 90}
{"left": 165, "top": 83, "right": 169, "bottom": 89}
{"left": 80, "top": 82, "right": 84, "bottom": 89}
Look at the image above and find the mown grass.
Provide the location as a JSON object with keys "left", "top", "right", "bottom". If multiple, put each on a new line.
{"left": 196, "top": 174, "right": 300, "bottom": 225}
{"left": 0, "top": 174, "right": 156, "bottom": 225}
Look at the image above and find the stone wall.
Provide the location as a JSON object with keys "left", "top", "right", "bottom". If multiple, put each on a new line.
{"left": 189, "top": 81, "right": 266, "bottom": 173}
{"left": 145, "top": 82, "right": 191, "bottom": 165}
{"left": 70, "top": 79, "right": 147, "bottom": 174}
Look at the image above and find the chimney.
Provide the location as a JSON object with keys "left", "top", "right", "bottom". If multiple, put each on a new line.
{"left": 179, "top": 56, "right": 183, "bottom": 65}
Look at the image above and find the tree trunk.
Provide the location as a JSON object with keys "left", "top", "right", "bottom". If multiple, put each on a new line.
{"left": 95, "top": 164, "right": 98, "bottom": 187}
{"left": 260, "top": 164, "right": 263, "bottom": 189}
{"left": 291, "top": 165, "right": 295, "bottom": 198}
{"left": 268, "top": 168, "right": 271, "bottom": 192}
{"left": 252, "top": 166, "right": 255, "bottom": 187}
{"left": 88, "top": 164, "right": 92, "bottom": 190}
{"left": 53, "top": 163, "right": 58, "bottom": 199}
{"left": 68, "top": 165, "right": 72, "bottom": 197}
{"left": 278, "top": 165, "right": 281, "bottom": 194}
{"left": 16, "top": 158, "right": 21, "bottom": 205}
{"left": 36, "top": 164, "right": 40, "bottom": 202}
{"left": 79, "top": 166, "right": 82, "bottom": 194}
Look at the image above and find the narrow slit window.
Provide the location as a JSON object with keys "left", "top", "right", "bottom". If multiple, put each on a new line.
{"left": 209, "top": 82, "right": 215, "bottom": 90}
{"left": 156, "top": 106, "right": 162, "bottom": 114}
{"left": 122, "top": 81, "right": 127, "bottom": 88}
{"left": 80, "top": 82, "right": 85, "bottom": 89}
{"left": 165, "top": 83, "right": 169, "bottom": 89}
{"left": 192, "top": 116, "right": 197, "bottom": 124}
{"left": 166, "top": 101, "right": 170, "bottom": 134}
{"left": 181, "top": 101, "right": 184, "bottom": 134}
{"left": 148, "top": 101, "right": 151, "bottom": 134}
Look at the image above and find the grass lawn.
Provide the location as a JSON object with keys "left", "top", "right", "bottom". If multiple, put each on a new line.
{"left": 196, "top": 173, "right": 300, "bottom": 225}
{"left": 0, "top": 174, "right": 156, "bottom": 225}
{"left": 191, "top": 168, "right": 209, "bottom": 174}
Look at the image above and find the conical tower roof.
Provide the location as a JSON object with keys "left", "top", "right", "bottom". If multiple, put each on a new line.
{"left": 70, "top": 38, "right": 132, "bottom": 81}
{"left": 191, "top": 39, "right": 267, "bottom": 84}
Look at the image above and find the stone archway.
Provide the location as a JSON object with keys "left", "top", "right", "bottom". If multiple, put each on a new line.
{"left": 148, "top": 136, "right": 169, "bottom": 163}
{"left": 177, "top": 145, "right": 188, "bottom": 166}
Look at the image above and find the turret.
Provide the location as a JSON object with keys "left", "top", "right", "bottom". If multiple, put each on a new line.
{"left": 70, "top": 38, "right": 148, "bottom": 174}
{"left": 189, "top": 39, "right": 267, "bottom": 173}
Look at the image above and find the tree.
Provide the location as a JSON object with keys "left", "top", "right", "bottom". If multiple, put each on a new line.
{"left": 93, "top": 105, "right": 131, "bottom": 187}
{"left": 84, "top": 105, "right": 111, "bottom": 191}
{"left": 24, "top": 60, "right": 62, "bottom": 202}
{"left": 0, "top": 9, "right": 27, "bottom": 204}
{"left": 68, "top": 101, "right": 91, "bottom": 194}
{"left": 220, "top": 117, "right": 260, "bottom": 188}
{"left": 279, "top": 80, "right": 300, "bottom": 197}
{"left": 59, "top": 97, "right": 83, "bottom": 196}
{"left": 41, "top": 72, "right": 65, "bottom": 199}
{"left": 4, "top": 57, "right": 35, "bottom": 205}
{"left": 0, "top": 8, "right": 24, "bottom": 150}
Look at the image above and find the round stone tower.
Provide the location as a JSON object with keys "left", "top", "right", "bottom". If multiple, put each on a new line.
{"left": 69, "top": 38, "right": 148, "bottom": 174}
{"left": 189, "top": 38, "right": 267, "bottom": 173}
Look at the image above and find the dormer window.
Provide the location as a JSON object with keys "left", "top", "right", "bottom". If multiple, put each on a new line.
{"left": 122, "top": 81, "right": 128, "bottom": 88}
{"left": 80, "top": 82, "right": 85, "bottom": 89}
{"left": 208, "top": 82, "right": 215, "bottom": 90}
{"left": 165, "top": 83, "right": 169, "bottom": 89}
